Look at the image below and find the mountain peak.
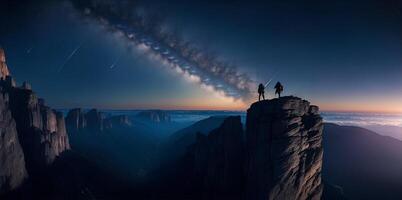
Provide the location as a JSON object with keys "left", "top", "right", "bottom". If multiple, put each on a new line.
{"left": 0, "top": 48, "right": 70, "bottom": 194}
{"left": 246, "top": 96, "right": 323, "bottom": 199}
{"left": 0, "top": 48, "right": 10, "bottom": 80}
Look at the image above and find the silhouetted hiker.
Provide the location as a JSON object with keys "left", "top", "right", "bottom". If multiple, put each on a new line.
{"left": 258, "top": 83, "right": 265, "bottom": 101}
{"left": 274, "top": 82, "right": 283, "bottom": 98}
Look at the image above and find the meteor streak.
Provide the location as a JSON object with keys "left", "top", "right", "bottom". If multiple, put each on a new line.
{"left": 58, "top": 43, "right": 82, "bottom": 72}
{"left": 70, "top": 0, "right": 257, "bottom": 101}
{"left": 109, "top": 54, "right": 122, "bottom": 69}
{"left": 264, "top": 72, "right": 279, "bottom": 87}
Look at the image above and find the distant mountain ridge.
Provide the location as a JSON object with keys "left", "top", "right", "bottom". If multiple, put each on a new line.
{"left": 323, "top": 123, "right": 402, "bottom": 199}
{"left": 158, "top": 96, "right": 324, "bottom": 199}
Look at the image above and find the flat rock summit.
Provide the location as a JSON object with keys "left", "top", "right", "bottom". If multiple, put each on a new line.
{"left": 246, "top": 97, "right": 323, "bottom": 200}
{"left": 162, "top": 96, "right": 324, "bottom": 200}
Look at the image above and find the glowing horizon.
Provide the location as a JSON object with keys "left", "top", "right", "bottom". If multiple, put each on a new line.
{"left": 56, "top": 98, "right": 402, "bottom": 114}
{"left": 2, "top": 1, "right": 401, "bottom": 116}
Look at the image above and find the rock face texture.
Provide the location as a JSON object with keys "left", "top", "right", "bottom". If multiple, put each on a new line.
{"left": 191, "top": 116, "right": 245, "bottom": 198}
{"left": 167, "top": 116, "right": 228, "bottom": 160}
{"left": 65, "top": 109, "right": 104, "bottom": 134}
{"left": 136, "top": 110, "right": 171, "bottom": 123}
{"left": 0, "top": 49, "right": 10, "bottom": 80}
{"left": 164, "top": 97, "right": 324, "bottom": 200}
{"left": 0, "top": 48, "right": 70, "bottom": 194}
{"left": 66, "top": 109, "right": 131, "bottom": 134}
{"left": 86, "top": 109, "right": 105, "bottom": 133}
{"left": 65, "top": 108, "right": 87, "bottom": 133}
{"left": 246, "top": 97, "right": 323, "bottom": 200}
{"left": 0, "top": 90, "right": 27, "bottom": 194}
{"left": 6, "top": 86, "right": 71, "bottom": 168}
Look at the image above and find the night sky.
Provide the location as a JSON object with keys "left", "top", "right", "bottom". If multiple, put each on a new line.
{"left": 1, "top": 0, "right": 401, "bottom": 112}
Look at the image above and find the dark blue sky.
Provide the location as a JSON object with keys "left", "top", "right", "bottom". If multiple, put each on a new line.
{"left": 1, "top": 0, "right": 401, "bottom": 112}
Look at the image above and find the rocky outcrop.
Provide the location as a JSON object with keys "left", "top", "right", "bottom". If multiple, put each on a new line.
{"left": 165, "top": 97, "right": 324, "bottom": 200}
{"left": 0, "top": 90, "right": 27, "bottom": 194}
{"left": 65, "top": 109, "right": 104, "bottom": 134}
{"left": 65, "top": 108, "right": 87, "bottom": 133}
{"left": 0, "top": 48, "right": 71, "bottom": 194}
{"left": 160, "top": 116, "right": 245, "bottom": 199}
{"left": 167, "top": 116, "right": 228, "bottom": 160}
{"left": 22, "top": 81, "right": 31, "bottom": 90}
{"left": 104, "top": 115, "right": 132, "bottom": 129}
{"left": 5, "top": 86, "right": 71, "bottom": 168}
{"left": 191, "top": 116, "right": 245, "bottom": 198}
{"left": 0, "top": 48, "right": 10, "bottom": 80}
{"left": 66, "top": 109, "right": 131, "bottom": 134}
{"left": 86, "top": 109, "right": 105, "bottom": 133}
{"left": 0, "top": 48, "right": 70, "bottom": 175}
{"left": 246, "top": 96, "right": 323, "bottom": 200}
{"left": 136, "top": 110, "right": 171, "bottom": 123}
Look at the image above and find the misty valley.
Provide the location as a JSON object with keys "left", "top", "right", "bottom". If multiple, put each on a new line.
{"left": 1, "top": 0, "right": 402, "bottom": 199}
{"left": 1, "top": 66, "right": 402, "bottom": 199}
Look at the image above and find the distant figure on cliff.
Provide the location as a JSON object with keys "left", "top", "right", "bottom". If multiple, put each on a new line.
{"left": 258, "top": 83, "right": 265, "bottom": 101}
{"left": 274, "top": 82, "right": 283, "bottom": 98}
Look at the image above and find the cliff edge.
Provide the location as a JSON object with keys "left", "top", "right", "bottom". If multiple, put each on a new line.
{"left": 0, "top": 88, "right": 27, "bottom": 194}
{"left": 165, "top": 96, "right": 324, "bottom": 200}
{"left": 0, "top": 48, "right": 70, "bottom": 194}
{"left": 246, "top": 96, "right": 323, "bottom": 200}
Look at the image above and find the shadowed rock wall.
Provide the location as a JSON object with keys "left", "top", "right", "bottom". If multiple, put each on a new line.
{"left": 0, "top": 89, "right": 27, "bottom": 194}
{"left": 0, "top": 48, "right": 70, "bottom": 194}
{"left": 246, "top": 96, "right": 323, "bottom": 200}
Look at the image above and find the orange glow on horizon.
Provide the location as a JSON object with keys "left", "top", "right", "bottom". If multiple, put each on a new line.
{"left": 85, "top": 95, "right": 402, "bottom": 114}
{"left": 93, "top": 100, "right": 402, "bottom": 114}
{"left": 104, "top": 95, "right": 249, "bottom": 111}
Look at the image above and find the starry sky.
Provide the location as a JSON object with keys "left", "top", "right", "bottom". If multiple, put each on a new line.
{"left": 0, "top": 0, "right": 401, "bottom": 112}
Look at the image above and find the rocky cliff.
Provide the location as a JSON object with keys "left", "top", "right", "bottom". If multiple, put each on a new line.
{"left": 65, "top": 108, "right": 87, "bottom": 133}
{"left": 191, "top": 116, "right": 245, "bottom": 198}
{"left": 136, "top": 110, "right": 171, "bottom": 123}
{"left": 166, "top": 96, "right": 324, "bottom": 200}
{"left": 0, "top": 89, "right": 27, "bottom": 194}
{"left": 6, "top": 83, "right": 71, "bottom": 169}
{"left": 246, "top": 96, "right": 323, "bottom": 200}
{"left": 104, "top": 115, "right": 132, "bottom": 129}
{"left": 66, "top": 108, "right": 131, "bottom": 134}
{"left": 0, "top": 49, "right": 10, "bottom": 80}
{"left": 0, "top": 48, "right": 70, "bottom": 193}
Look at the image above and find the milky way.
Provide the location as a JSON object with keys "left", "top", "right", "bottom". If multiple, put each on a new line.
{"left": 69, "top": 0, "right": 256, "bottom": 102}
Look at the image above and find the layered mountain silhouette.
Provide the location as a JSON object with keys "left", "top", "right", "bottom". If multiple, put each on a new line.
{"left": 153, "top": 97, "right": 324, "bottom": 200}
{"left": 323, "top": 123, "right": 402, "bottom": 199}
{"left": 165, "top": 116, "right": 229, "bottom": 160}
{"left": 65, "top": 108, "right": 162, "bottom": 182}
{"left": 136, "top": 110, "right": 171, "bottom": 123}
{"left": 1, "top": 49, "right": 325, "bottom": 199}
{"left": 1, "top": 47, "right": 401, "bottom": 199}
